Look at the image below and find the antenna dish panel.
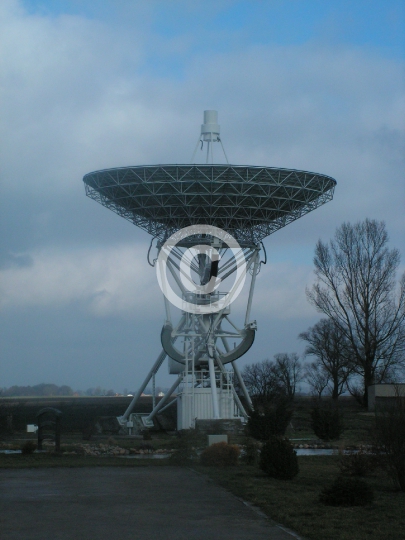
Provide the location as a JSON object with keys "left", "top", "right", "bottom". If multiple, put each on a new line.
{"left": 83, "top": 165, "right": 336, "bottom": 245}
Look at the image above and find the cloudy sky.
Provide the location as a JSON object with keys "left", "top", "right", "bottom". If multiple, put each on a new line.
{"left": 1, "top": 0, "right": 404, "bottom": 393}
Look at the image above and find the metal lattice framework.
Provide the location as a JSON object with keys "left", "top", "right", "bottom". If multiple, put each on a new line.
{"left": 83, "top": 164, "right": 336, "bottom": 244}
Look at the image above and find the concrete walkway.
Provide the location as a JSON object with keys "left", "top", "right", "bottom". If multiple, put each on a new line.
{"left": 0, "top": 467, "right": 302, "bottom": 540}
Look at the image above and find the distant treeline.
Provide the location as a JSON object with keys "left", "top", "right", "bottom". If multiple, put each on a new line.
{"left": 0, "top": 384, "right": 121, "bottom": 397}
{"left": 0, "top": 383, "right": 75, "bottom": 397}
{"left": 0, "top": 384, "right": 168, "bottom": 398}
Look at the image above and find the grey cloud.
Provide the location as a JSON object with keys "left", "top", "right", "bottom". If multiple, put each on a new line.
{"left": 0, "top": 252, "right": 34, "bottom": 270}
{"left": 1, "top": 1, "right": 404, "bottom": 390}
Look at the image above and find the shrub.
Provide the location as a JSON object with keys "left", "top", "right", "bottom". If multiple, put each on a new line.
{"left": 310, "top": 404, "right": 343, "bottom": 441}
{"left": 319, "top": 476, "right": 374, "bottom": 506}
{"left": 339, "top": 450, "right": 379, "bottom": 477}
{"left": 259, "top": 436, "right": 299, "bottom": 480}
{"left": 241, "top": 437, "right": 261, "bottom": 465}
{"left": 139, "top": 443, "right": 154, "bottom": 453}
{"left": 21, "top": 440, "right": 37, "bottom": 455}
{"left": 170, "top": 429, "right": 200, "bottom": 463}
{"left": 0, "top": 405, "right": 13, "bottom": 434}
{"left": 247, "top": 398, "right": 293, "bottom": 441}
{"left": 200, "top": 442, "right": 240, "bottom": 466}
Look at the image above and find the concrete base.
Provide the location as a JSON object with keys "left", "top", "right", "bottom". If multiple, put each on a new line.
{"left": 208, "top": 434, "right": 228, "bottom": 445}
{"left": 195, "top": 418, "right": 245, "bottom": 438}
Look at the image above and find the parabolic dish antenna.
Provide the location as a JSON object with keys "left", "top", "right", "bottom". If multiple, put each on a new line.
{"left": 83, "top": 110, "right": 336, "bottom": 431}
{"left": 83, "top": 165, "right": 336, "bottom": 246}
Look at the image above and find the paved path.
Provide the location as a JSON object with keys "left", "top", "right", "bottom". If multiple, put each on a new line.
{"left": 0, "top": 467, "right": 302, "bottom": 540}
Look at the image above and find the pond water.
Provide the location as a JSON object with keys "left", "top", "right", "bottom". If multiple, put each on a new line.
{"left": 0, "top": 449, "right": 172, "bottom": 458}
{"left": 0, "top": 449, "right": 50, "bottom": 454}
{"left": 295, "top": 448, "right": 337, "bottom": 456}
{"left": 120, "top": 451, "right": 339, "bottom": 459}
{"left": 119, "top": 453, "right": 171, "bottom": 459}
{"left": 0, "top": 449, "right": 340, "bottom": 457}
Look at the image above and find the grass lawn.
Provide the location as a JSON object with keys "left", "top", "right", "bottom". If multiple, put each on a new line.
{"left": 193, "top": 456, "right": 405, "bottom": 540}
{"left": 0, "top": 452, "right": 170, "bottom": 468}
{"left": 285, "top": 397, "right": 375, "bottom": 446}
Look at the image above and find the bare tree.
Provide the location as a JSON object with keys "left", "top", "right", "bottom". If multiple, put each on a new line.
{"left": 273, "top": 353, "right": 303, "bottom": 400}
{"left": 304, "top": 361, "right": 330, "bottom": 399}
{"left": 242, "top": 354, "right": 303, "bottom": 404}
{"left": 307, "top": 219, "right": 405, "bottom": 406}
{"left": 299, "top": 319, "right": 353, "bottom": 400}
{"left": 241, "top": 359, "right": 282, "bottom": 403}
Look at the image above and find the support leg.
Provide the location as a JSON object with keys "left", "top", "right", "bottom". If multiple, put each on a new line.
{"left": 208, "top": 355, "right": 220, "bottom": 418}
{"left": 232, "top": 361, "right": 253, "bottom": 412}
{"left": 144, "top": 374, "right": 183, "bottom": 424}
{"left": 120, "top": 349, "right": 166, "bottom": 424}
{"left": 221, "top": 336, "right": 253, "bottom": 412}
{"left": 245, "top": 249, "right": 260, "bottom": 325}
{"left": 152, "top": 373, "right": 156, "bottom": 410}
{"left": 215, "top": 355, "right": 248, "bottom": 420}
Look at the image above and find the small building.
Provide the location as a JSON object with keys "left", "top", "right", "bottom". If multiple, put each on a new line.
{"left": 368, "top": 383, "right": 405, "bottom": 411}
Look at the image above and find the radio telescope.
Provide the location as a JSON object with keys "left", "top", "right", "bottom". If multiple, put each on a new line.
{"left": 83, "top": 110, "right": 336, "bottom": 431}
